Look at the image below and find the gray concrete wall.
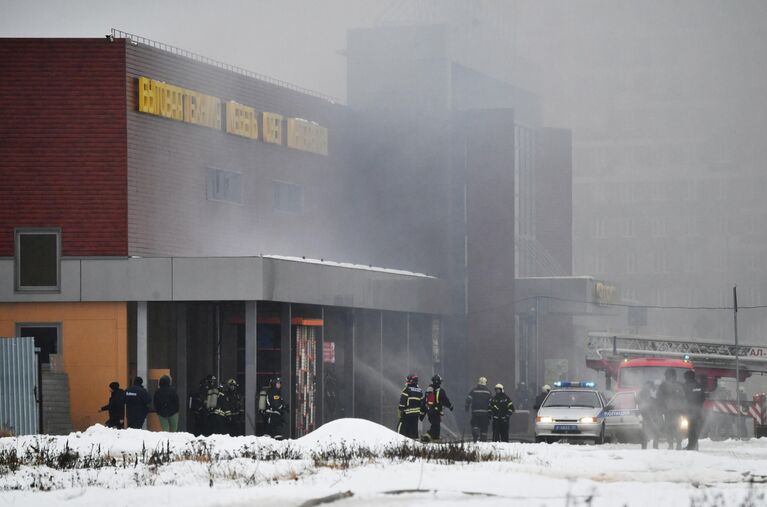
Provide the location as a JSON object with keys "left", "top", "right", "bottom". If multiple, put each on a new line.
{"left": 0, "top": 257, "right": 450, "bottom": 315}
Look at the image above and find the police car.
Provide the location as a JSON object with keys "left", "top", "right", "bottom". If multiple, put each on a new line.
{"left": 603, "top": 391, "right": 643, "bottom": 444}
{"left": 534, "top": 381, "right": 608, "bottom": 444}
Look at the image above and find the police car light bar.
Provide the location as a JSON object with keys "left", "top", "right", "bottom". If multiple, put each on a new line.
{"left": 553, "top": 381, "right": 596, "bottom": 388}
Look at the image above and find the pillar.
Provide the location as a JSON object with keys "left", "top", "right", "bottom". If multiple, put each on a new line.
{"left": 136, "top": 301, "right": 148, "bottom": 429}
{"left": 244, "top": 301, "right": 257, "bottom": 435}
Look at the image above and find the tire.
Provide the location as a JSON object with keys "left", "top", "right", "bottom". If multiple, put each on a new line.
{"left": 535, "top": 436, "right": 545, "bottom": 443}
{"left": 594, "top": 424, "right": 605, "bottom": 445}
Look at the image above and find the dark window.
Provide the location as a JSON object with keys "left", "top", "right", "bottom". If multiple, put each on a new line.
{"left": 17, "top": 325, "right": 59, "bottom": 364}
{"left": 15, "top": 228, "right": 61, "bottom": 291}
{"left": 272, "top": 181, "right": 303, "bottom": 214}
{"left": 206, "top": 168, "right": 242, "bottom": 204}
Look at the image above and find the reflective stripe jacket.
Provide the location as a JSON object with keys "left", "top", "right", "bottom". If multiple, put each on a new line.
{"left": 489, "top": 392, "right": 515, "bottom": 420}
{"left": 399, "top": 384, "right": 423, "bottom": 416}
{"left": 465, "top": 385, "right": 492, "bottom": 413}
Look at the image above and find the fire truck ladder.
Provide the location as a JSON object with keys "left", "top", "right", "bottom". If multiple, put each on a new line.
{"left": 586, "top": 332, "right": 767, "bottom": 374}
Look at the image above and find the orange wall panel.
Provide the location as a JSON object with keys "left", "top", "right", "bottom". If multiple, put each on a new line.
{"left": 0, "top": 302, "right": 128, "bottom": 432}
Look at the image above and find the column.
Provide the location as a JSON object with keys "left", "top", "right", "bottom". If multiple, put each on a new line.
{"left": 136, "top": 301, "right": 148, "bottom": 429}
{"left": 280, "top": 303, "right": 292, "bottom": 438}
{"left": 244, "top": 301, "right": 257, "bottom": 435}
{"left": 176, "top": 303, "right": 188, "bottom": 431}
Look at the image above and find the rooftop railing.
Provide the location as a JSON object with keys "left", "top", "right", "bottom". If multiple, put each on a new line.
{"left": 111, "top": 28, "right": 341, "bottom": 104}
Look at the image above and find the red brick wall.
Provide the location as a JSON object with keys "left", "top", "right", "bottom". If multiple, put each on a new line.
{"left": 0, "top": 39, "right": 127, "bottom": 257}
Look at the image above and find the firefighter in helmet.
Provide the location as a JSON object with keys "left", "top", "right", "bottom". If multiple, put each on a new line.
{"left": 489, "top": 383, "right": 515, "bottom": 442}
{"left": 262, "top": 377, "right": 288, "bottom": 439}
{"left": 397, "top": 373, "right": 423, "bottom": 439}
{"left": 422, "top": 374, "right": 454, "bottom": 442}
{"left": 465, "top": 376, "right": 492, "bottom": 442}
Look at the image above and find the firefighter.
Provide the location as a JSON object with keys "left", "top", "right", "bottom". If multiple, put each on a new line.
{"left": 262, "top": 377, "right": 287, "bottom": 439}
{"left": 490, "top": 383, "right": 514, "bottom": 442}
{"left": 204, "top": 375, "right": 223, "bottom": 435}
{"left": 683, "top": 371, "right": 706, "bottom": 450}
{"left": 189, "top": 377, "right": 208, "bottom": 436}
{"left": 533, "top": 384, "right": 551, "bottom": 410}
{"left": 657, "top": 368, "right": 685, "bottom": 450}
{"left": 422, "top": 374, "right": 453, "bottom": 442}
{"left": 100, "top": 381, "right": 125, "bottom": 429}
{"left": 465, "top": 377, "right": 492, "bottom": 442}
{"left": 217, "top": 379, "right": 244, "bottom": 436}
{"left": 397, "top": 374, "right": 423, "bottom": 440}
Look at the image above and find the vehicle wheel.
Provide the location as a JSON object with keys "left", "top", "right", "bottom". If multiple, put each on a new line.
{"left": 535, "top": 436, "right": 544, "bottom": 443}
{"left": 594, "top": 424, "right": 605, "bottom": 445}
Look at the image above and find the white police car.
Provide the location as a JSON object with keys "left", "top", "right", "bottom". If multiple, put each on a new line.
{"left": 604, "top": 391, "right": 643, "bottom": 444}
{"left": 534, "top": 381, "right": 608, "bottom": 444}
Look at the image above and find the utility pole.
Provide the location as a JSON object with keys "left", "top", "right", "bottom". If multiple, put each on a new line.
{"left": 733, "top": 285, "right": 741, "bottom": 439}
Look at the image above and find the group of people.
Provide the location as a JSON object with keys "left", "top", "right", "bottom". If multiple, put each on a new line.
{"left": 189, "top": 375, "right": 245, "bottom": 436}
{"left": 397, "top": 374, "right": 516, "bottom": 443}
{"left": 101, "top": 375, "right": 179, "bottom": 431}
{"left": 637, "top": 368, "right": 707, "bottom": 450}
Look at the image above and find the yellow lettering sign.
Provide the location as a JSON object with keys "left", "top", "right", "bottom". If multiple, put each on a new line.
{"left": 138, "top": 77, "right": 157, "bottom": 114}
{"left": 136, "top": 77, "right": 327, "bottom": 155}
{"left": 184, "top": 91, "right": 221, "bottom": 130}
{"left": 287, "top": 118, "right": 328, "bottom": 155}
{"left": 226, "top": 102, "right": 258, "bottom": 140}
{"left": 262, "top": 112, "right": 283, "bottom": 145}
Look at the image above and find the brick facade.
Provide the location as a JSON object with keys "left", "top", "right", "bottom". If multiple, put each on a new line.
{"left": 0, "top": 39, "right": 128, "bottom": 257}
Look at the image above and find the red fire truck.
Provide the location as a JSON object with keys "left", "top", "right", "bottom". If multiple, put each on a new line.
{"left": 586, "top": 332, "right": 767, "bottom": 438}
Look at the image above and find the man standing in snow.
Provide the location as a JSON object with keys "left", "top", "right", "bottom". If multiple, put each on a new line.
{"left": 422, "top": 374, "right": 453, "bottom": 442}
{"left": 465, "top": 376, "right": 493, "bottom": 442}
{"left": 263, "top": 377, "right": 287, "bottom": 439}
{"left": 397, "top": 374, "right": 423, "bottom": 439}
{"left": 125, "top": 377, "right": 151, "bottom": 429}
{"left": 683, "top": 371, "right": 706, "bottom": 450}
{"left": 153, "top": 375, "right": 180, "bottom": 432}
{"left": 657, "top": 368, "right": 685, "bottom": 450}
{"left": 100, "top": 381, "right": 125, "bottom": 428}
{"left": 489, "top": 383, "right": 515, "bottom": 442}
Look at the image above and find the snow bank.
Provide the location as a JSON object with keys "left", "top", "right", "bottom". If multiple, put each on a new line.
{"left": 296, "top": 418, "right": 407, "bottom": 449}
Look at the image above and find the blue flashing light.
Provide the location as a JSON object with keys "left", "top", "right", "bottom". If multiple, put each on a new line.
{"left": 683, "top": 354, "right": 691, "bottom": 362}
{"left": 553, "top": 381, "right": 596, "bottom": 389}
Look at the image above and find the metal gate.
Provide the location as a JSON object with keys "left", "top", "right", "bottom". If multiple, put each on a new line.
{"left": 0, "top": 337, "right": 39, "bottom": 435}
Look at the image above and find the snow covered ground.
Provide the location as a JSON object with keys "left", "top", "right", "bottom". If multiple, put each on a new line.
{"left": 1, "top": 418, "right": 765, "bottom": 506}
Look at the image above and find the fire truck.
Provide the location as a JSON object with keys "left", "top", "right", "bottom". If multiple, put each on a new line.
{"left": 586, "top": 332, "right": 767, "bottom": 438}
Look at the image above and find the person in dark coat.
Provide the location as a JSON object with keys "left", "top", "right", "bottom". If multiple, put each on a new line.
{"left": 397, "top": 374, "right": 423, "bottom": 440}
{"left": 101, "top": 381, "right": 125, "bottom": 428}
{"left": 422, "top": 374, "right": 454, "bottom": 442}
{"left": 465, "top": 377, "right": 493, "bottom": 442}
{"left": 683, "top": 371, "right": 706, "bottom": 450}
{"left": 657, "top": 368, "right": 685, "bottom": 450}
{"left": 489, "top": 383, "right": 515, "bottom": 442}
{"left": 125, "top": 376, "right": 151, "bottom": 429}
{"left": 153, "top": 375, "right": 180, "bottom": 432}
{"left": 262, "top": 377, "right": 288, "bottom": 439}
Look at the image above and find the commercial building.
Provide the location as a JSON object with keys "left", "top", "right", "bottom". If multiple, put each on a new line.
{"left": 0, "top": 29, "right": 572, "bottom": 436}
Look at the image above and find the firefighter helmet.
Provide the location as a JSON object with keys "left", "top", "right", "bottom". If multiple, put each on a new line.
{"left": 478, "top": 376, "right": 488, "bottom": 386}
{"left": 406, "top": 373, "right": 419, "bottom": 384}
{"left": 269, "top": 377, "right": 281, "bottom": 387}
{"left": 542, "top": 384, "right": 551, "bottom": 393}
{"left": 431, "top": 374, "right": 442, "bottom": 385}
{"left": 495, "top": 383, "right": 504, "bottom": 391}
{"left": 226, "top": 378, "right": 238, "bottom": 390}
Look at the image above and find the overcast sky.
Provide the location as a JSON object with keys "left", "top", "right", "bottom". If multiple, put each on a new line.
{"left": 0, "top": 0, "right": 392, "bottom": 100}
